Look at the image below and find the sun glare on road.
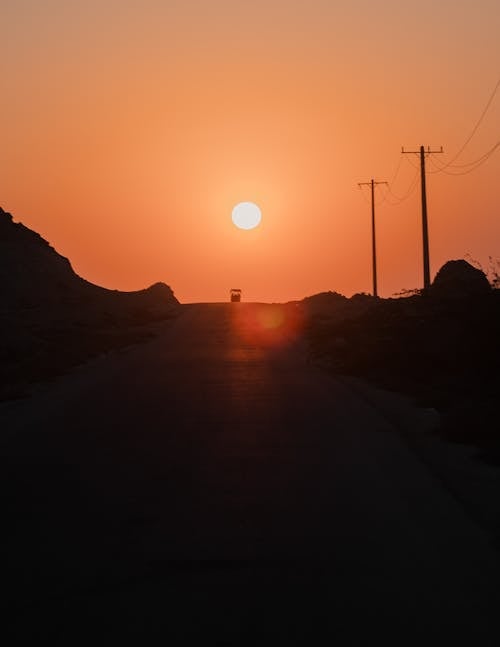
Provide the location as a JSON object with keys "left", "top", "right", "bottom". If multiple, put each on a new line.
{"left": 230, "top": 303, "right": 304, "bottom": 348}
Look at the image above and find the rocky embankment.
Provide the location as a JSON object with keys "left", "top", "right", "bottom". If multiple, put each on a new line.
{"left": 304, "top": 260, "right": 500, "bottom": 464}
{"left": 0, "top": 207, "right": 179, "bottom": 399}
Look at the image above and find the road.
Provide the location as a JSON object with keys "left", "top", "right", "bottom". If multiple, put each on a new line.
{"left": 1, "top": 303, "right": 499, "bottom": 644}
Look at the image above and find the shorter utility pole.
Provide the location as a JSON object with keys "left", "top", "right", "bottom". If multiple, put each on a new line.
{"left": 402, "top": 145, "right": 443, "bottom": 289}
{"left": 358, "top": 179, "right": 387, "bottom": 297}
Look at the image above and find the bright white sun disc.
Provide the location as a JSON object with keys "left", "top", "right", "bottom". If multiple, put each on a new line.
{"left": 231, "top": 202, "right": 262, "bottom": 230}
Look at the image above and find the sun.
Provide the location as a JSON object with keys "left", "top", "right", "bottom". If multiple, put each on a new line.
{"left": 231, "top": 202, "right": 262, "bottom": 230}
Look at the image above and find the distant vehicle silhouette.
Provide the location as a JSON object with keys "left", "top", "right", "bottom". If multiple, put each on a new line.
{"left": 230, "top": 288, "right": 241, "bottom": 302}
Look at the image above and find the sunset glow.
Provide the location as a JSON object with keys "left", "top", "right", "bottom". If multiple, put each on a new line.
{"left": 1, "top": 1, "right": 499, "bottom": 302}
{"left": 232, "top": 202, "right": 262, "bottom": 230}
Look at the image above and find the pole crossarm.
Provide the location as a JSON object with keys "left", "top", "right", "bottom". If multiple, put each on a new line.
{"left": 401, "top": 145, "right": 443, "bottom": 289}
{"left": 358, "top": 179, "right": 388, "bottom": 297}
{"left": 401, "top": 146, "right": 444, "bottom": 155}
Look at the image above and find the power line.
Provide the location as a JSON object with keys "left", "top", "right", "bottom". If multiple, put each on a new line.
{"left": 388, "top": 154, "right": 404, "bottom": 186}
{"left": 436, "top": 77, "right": 500, "bottom": 171}
{"left": 357, "top": 184, "right": 372, "bottom": 205}
{"left": 402, "top": 145, "right": 443, "bottom": 289}
{"left": 377, "top": 155, "right": 407, "bottom": 205}
{"left": 429, "top": 140, "right": 500, "bottom": 175}
{"left": 403, "top": 153, "right": 421, "bottom": 171}
{"left": 444, "top": 140, "right": 499, "bottom": 168}
{"left": 383, "top": 165, "right": 420, "bottom": 205}
{"left": 373, "top": 156, "right": 419, "bottom": 206}
{"left": 358, "top": 179, "right": 387, "bottom": 297}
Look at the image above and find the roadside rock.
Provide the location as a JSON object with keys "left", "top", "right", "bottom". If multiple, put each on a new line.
{"left": 428, "top": 259, "right": 491, "bottom": 299}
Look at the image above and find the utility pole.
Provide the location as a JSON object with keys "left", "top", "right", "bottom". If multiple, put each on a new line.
{"left": 358, "top": 179, "right": 387, "bottom": 297}
{"left": 402, "top": 145, "right": 443, "bottom": 289}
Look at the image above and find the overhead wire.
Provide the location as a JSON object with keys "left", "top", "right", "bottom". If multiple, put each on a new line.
{"left": 437, "top": 77, "right": 500, "bottom": 171}
{"left": 429, "top": 141, "right": 500, "bottom": 176}
{"left": 376, "top": 154, "right": 420, "bottom": 206}
{"left": 358, "top": 150, "right": 410, "bottom": 207}
{"left": 357, "top": 182, "right": 388, "bottom": 207}
{"left": 441, "top": 141, "right": 499, "bottom": 168}
{"left": 382, "top": 166, "right": 419, "bottom": 205}
{"left": 372, "top": 153, "right": 404, "bottom": 206}
{"left": 426, "top": 76, "right": 500, "bottom": 176}
{"left": 388, "top": 154, "right": 404, "bottom": 187}
{"left": 402, "top": 153, "right": 421, "bottom": 170}
{"left": 357, "top": 183, "right": 372, "bottom": 205}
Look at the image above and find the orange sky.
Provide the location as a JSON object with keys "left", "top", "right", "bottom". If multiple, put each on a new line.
{"left": 1, "top": 1, "right": 499, "bottom": 302}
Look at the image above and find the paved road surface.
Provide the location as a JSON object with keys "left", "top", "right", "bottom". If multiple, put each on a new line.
{"left": 1, "top": 303, "right": 499, "bottom": 644}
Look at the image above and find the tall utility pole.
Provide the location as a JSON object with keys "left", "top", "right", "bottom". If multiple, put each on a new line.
{"left": 358, "top": 179, "right": 387, "bottom": 297}
{"left": 402, "top": 145, "right": 443, "bottom": 289}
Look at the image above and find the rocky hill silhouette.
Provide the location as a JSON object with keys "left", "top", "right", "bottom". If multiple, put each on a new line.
{"left": 304, "top": 260, "right": 500, "bottom": 463}
{"left": 0, "top": 207, "right": 179, "bottom": 399}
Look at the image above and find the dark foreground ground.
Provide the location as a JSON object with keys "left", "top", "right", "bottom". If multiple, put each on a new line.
{"left": 1, "top": 303, "right": 500, "bottom": 644}
{"left": 305, "top": 285, "right": 500, "bottom": 465}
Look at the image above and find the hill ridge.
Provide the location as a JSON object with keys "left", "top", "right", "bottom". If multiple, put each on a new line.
{"left": 0, "top": 206, "right": 179, "bottom": 399}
